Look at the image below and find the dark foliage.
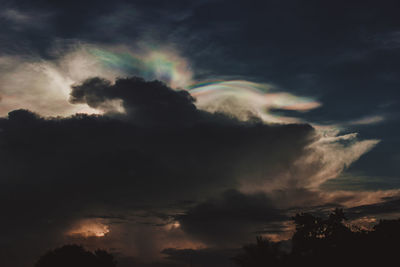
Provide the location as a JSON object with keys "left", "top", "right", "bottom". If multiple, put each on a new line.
{"left": 233, "top": 236, "right": 282, "bottom": 267}
{"left": 34, "top": 245, "right": 117, "bottom": 267}
{"left": 234, "top": 209, "right": 400, "bottom": 267}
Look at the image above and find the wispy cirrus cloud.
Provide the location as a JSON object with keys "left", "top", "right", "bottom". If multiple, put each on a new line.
{"left": 347, "top": 115, "right": 385, "bottom": 126}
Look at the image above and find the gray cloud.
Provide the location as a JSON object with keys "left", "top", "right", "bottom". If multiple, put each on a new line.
{"left": 177, "top": 190, "right": 288, "bottom": 247}
{"left": 0, "top": 73, "right": 396, "bottom": 266}
{"left": 0, "top": 76, "right": 315, "bottom": 265}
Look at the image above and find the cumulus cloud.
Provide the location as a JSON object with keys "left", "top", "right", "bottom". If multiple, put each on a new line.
{"left": 0, "top": 76, "right": 317, "bottom": 265}
{"left": 0, "top": 52, "right": 389, "bottom": 266}
{"left": 70, "top": 77, "right": 198, "bottom": 126}
{"left": 0, "top": 75, "right": 388, "bottom": 266}
{"left": 0, "top": 43, "right": 194, "bottom": 117}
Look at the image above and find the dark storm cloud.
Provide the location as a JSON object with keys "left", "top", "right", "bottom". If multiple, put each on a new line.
{"left": 70, "top": 77, "right": 198, "bottom": 126}
{"left": 0, "top": 76, "right": 314, "bottom": 265}
{"left": 177, "top": 190, "right": 288, "bottom": 246}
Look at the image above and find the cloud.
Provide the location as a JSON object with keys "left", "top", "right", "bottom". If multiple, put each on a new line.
{"left": 293, "top": 133, "right": 380, "bottom": 188}
{"left": 0, "top": 43, "right": 194, "bottom": 117}
{"left": 0, "top": 42, "right": 324, "bottom": 124}
{"left": 347, "top": 115, "right": 385, "bottom": 126}
{"left": 0, "top": 63, "right": 388, "bottom": 267}
{"left": 188, "top": 80, "right": 321, "bottom": 124}
{"left": 67, "top": 218, "right": 110, "bottom": 238}
{"left": 0, "top": 9, "right": 32, "bottom": 24}
{"left": 0, "top": 7, "right": 52, "bottom": 38}
{"left": 0, "top": 47, "right": 118, "bottom": 116}
{"left": 0, "top": 76, "right": 318, "bottom": 265}
{"left": 0, "top": 8, "right": 50, "bottom": 27}
{"left": 235, "top": 131, "right": 380, "bottom": 194}
{"left": 69, "top": 77, "right": 198, "bottom": 126}
{"left": 175, "top": 187, "right": 400, "bottom": 247}
{"left": 0, "top": 76, "right": 386, "bottom": 265}
{"left": 347, "top": 196, "right": 400, "bottom": 218}
{"left": 177, "top": 190, "right": 288, "bottom": 247}
{"left": 89, "top": 46, "right": 194, "bottom": 89}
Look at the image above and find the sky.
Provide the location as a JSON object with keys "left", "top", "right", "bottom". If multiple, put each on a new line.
{"left": 0, "top": 0, "right": 400, "bottom": 266}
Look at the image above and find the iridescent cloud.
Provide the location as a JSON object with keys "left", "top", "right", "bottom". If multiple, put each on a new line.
{"left": 89, "top": 46, "right": 193, "bottom": 89}
{"left": 188, "top": 80, "right": 321, "bottom": 124}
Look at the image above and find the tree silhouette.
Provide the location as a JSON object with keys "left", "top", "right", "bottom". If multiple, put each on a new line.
{"left": 290, "top": 208, "right": 356, "bottom": 266}
{"left": 292, "top": 208, "right": 352, "bottom": 255}
{"left": 233, "top": 236, "right": 282, "bottom": 267}
{"left": 234, "top": 209, "right": 400, "bottom": 267}
{"left": 34, "top": 244, "right": 117, "bottom": 267}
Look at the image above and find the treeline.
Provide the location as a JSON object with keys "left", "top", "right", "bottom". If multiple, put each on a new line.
{"left": 33, "top": 209, "right": 400, "bottom": 267}
{"left": 34, "top": 245, "right": 117, "bottom": 267}
{"left": 233, "top": 208, "right": 400, "bottom": 267}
